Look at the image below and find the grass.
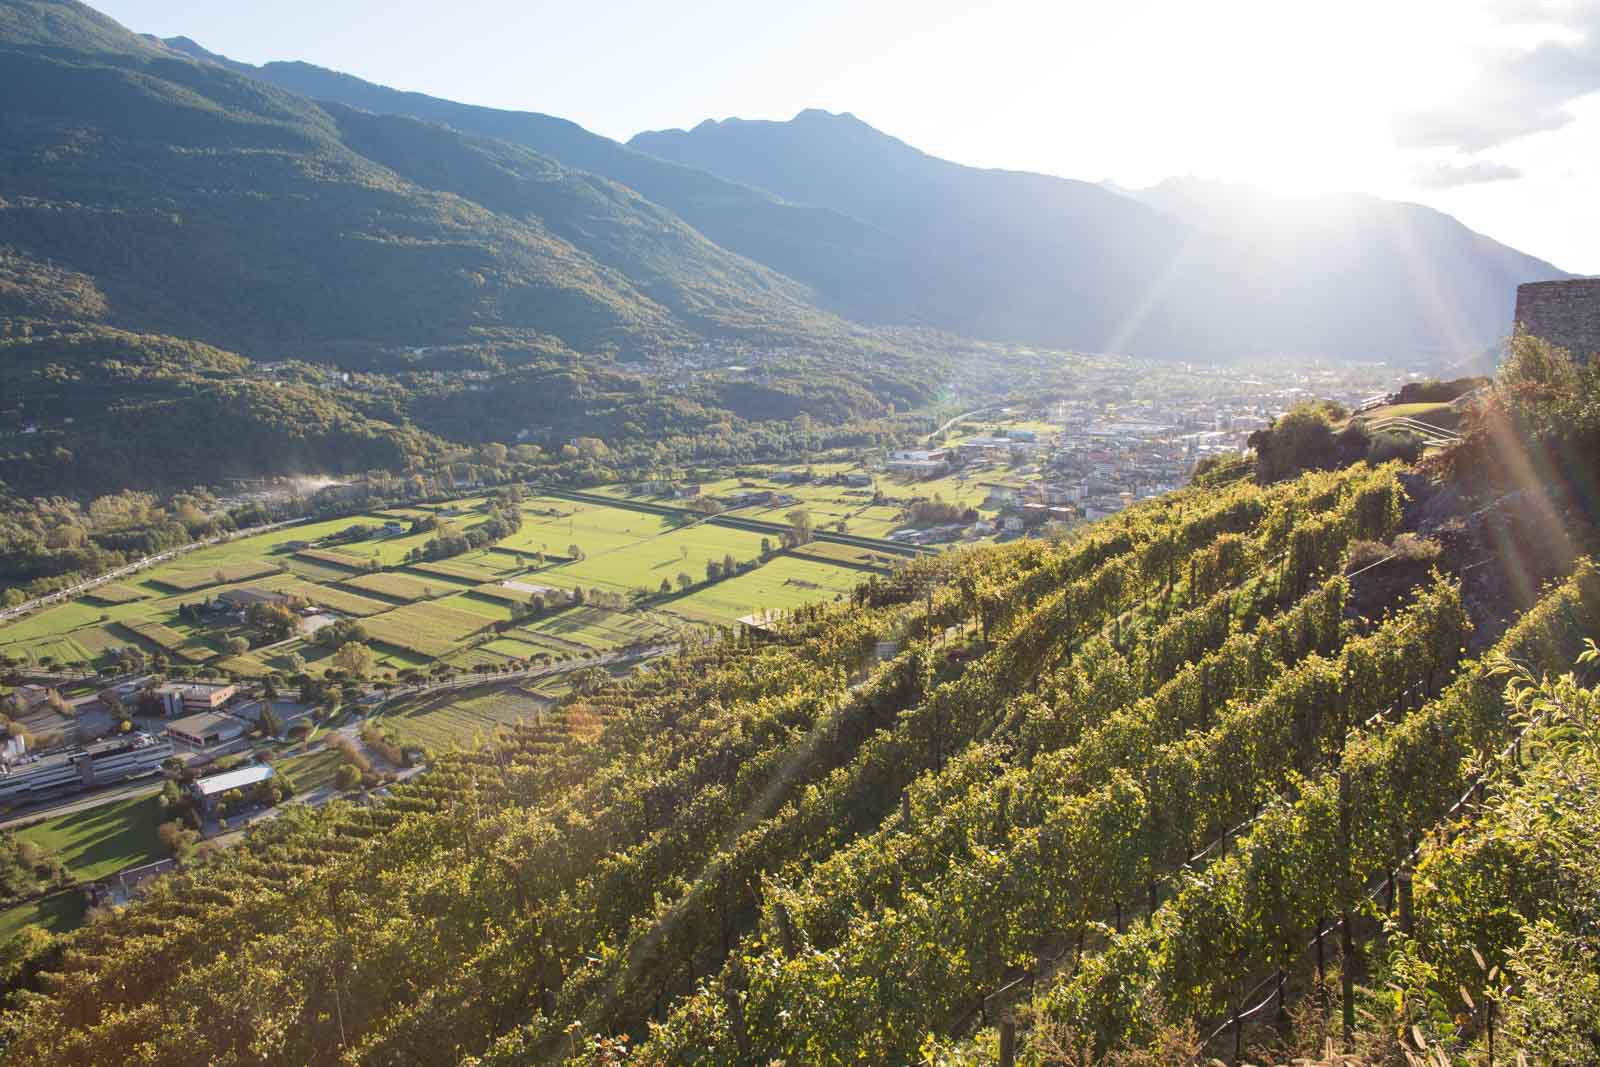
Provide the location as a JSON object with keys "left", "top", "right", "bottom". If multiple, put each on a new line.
{"left": 407, "top": 558, "right": 505, "bottom": 583}
{"left": 272, "top": 579, "right": 392, "bottom": 617}
{"left": 665, "top": 555, "right": 863, "bottom": 624}
{"left": 362, "top": 601, "right": 488, "bottom": 658}
{"left": 15, "top": 794, "right": 166, "bottom": 883}
{"left": 147, "top": 561, "right": 281, "bottom": 592}
{"left": 790, "top": 542, "right": 900, "bottom": 572}
{"left": 82, "top": 583, "right": 148, "bottom": 605}
{"left": 273, "top": 747, "right": 344, "bottom": 794}
{"left": 341, "top": 572, "right": 452, "bottom": 603}
{"left": 0, "top": 491, "right": 888, "bottom": 679}
{"left": 1355, "top": 401, "right": 1459, "bottom": 430}
{"left": 374, "top": 685, "right": 553, "bottom": 752}
{"left": 517, "top": 606, "right": 670, "bottom": 652}
{"left": 0, "top": 893, "right": 86, "bottom": 947}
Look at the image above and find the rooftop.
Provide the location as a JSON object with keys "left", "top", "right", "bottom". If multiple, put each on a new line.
{"left": 191, "top": 764, "right": 274, "bottom": 797}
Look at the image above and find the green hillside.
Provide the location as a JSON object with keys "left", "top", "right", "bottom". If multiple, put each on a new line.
{"left": 0, "top": 0, "right": 859, "bottom": 361}
{"left": 4, "top": 449, "right": 1595, "bottom": 1064}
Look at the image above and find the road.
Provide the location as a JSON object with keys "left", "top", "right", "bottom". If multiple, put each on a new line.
{"left": 925, "top": 407, "right": 996, "bottom": 446}
{"left": 0, "top": 775, "right": 165, "bottom": 830}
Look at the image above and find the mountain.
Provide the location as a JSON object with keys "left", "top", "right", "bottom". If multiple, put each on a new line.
{"left": 0, "top": 0, "right": 850, "bottom": 363}
{"left": 1127, "top": 176, "right": 1570, "bottom": 358}
{"left": 0, "top": 1, "right": 951, "bottom": 496}
{"left": 631, "top": 110, "right": 1573, "bottom": 360}
{"left": 154, "top": 38, "right": 920, "bottom": 324}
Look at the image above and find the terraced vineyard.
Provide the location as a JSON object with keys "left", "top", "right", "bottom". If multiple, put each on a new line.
{"left": 8, "top": 462, "right": 1581, "bottom": 1064}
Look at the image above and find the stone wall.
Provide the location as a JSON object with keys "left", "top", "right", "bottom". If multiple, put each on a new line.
{"left": 1515, "top": 279, "right": 1600, "bottom": 362}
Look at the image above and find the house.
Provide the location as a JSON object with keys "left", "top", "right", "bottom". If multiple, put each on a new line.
{"left": 672, "top": 484, "right": 702, "bottom": 498}
{"left": 188, "top": 763, "right": 274, "bottom": 815}
{"left": 381, "top": 521, "right": 406, "bottom": 536}
{"left": 154, "top": 683, "right": 236, "bottom": 718}
{"left": 165, "top": 711, "right": 248, "bottom": 749}
{"left": 844, "top": 473, "right": 873, "bottom": 488}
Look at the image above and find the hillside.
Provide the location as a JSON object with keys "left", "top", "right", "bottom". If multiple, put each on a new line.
{"left": 154, "top": 38, "right": 920, "bottom": 325}
{"left": 0, "top": 0, "right": 855, "bottom": 361}
{"left": 631, "top": 110, "right": 1573, "bottom": 360}
{"left": 4, "top": 433, "right": 1597, "bottom": 1062}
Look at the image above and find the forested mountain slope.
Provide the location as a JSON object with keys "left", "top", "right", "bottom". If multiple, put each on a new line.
{"left": 0, "top": 0, "right": 847, "bottom": 361}
{"left": 4, "top": 445, "right": 1594, "bottom": 1064}
{"left": 154, "top": 37, "right": 918, "bottom": 325}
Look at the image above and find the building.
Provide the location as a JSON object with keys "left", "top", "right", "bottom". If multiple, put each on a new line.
{"left": 886, "top": 449, "right": 951, "bottom": 477}
{"left": 154, "top": 683, "right": 236, "bottom": 718}
{"left": 188, "top": 764, "right": 274, "bottom": 815}
{"left": 0, "top": 733, "right": 173, "bottom": 804}
{"left": 844, "top": 472, "right": 873, "bottom": 487}
{"left": 1515, "top": 279, "right": 1600, "bottom": 362}
{"left": 165, "top": 711, "right": 248, "bottom": 749}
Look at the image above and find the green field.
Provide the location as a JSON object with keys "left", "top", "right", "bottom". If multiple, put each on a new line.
{"left": 665, "top": 555, "right": 863, "bottom": 624}
{"left": 0, "top": 893, "right": 86, "bottom": 947}
{"left": 82, "top": 583, "right": 148, "bottom": 605}
{"left": 16, "top": 794, "right": 166, "bottom": 883}
{"left": 374, "top": 686, "right": 553, "bottom": 752}
{"left": 517, "top": 606, "right": 674, "bottom": 651}
{"left": 408, "top": 557, "right": 508, "bottom": 583}
{"left": 273, "top": 747, "right": 344, "bottom": 794}
{"left": 273, "top": 579, "right": 392, "bottom": 617}
{"left": 341, "top": 571, "right": 453, "bottom": 603}
{"left": 362, "top": 601, "right": 489, "bottom": 658}
{"left": 147, "top": 561, "right": 281, "bottom": 593}
{"left": 1, "top": 490, "right": 903, "bottom": 674}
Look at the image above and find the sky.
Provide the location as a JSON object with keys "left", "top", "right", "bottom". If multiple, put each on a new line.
{"left": 98, "top": 0, "right": 1600, "bottom": 274}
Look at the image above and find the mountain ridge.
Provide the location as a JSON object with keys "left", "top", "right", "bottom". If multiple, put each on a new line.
{"left": 631, "top": 108, "right": 1573, "bottom": 360}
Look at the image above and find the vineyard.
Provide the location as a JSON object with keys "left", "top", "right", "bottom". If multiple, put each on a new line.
{"left": 2, "top": 460, "right": 1596, "bottom": 1065}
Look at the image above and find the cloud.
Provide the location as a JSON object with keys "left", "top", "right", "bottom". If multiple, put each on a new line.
{"left": 1414, "top": 158, "right": 1525, "bottom": 187}
{"left": 1394, "top": 1, "right": 1600, "bottom": 151}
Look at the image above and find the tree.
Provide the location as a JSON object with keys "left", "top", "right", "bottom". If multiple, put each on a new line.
{"left": 331, "top": 642, "right": 375, "bottom": 679}
{"left": 760, "top": 537, "right": 773, "bottom": 558}
{"left": 568, "top": 543, "right": 584, "bottom": 561}
{"left": 224, "top": 636, "right": 249, "bottom": 656}
{"left": 333, "top": 763, "right": 362, "bottom": 791}
{"left": 706, "top": 559, "right": 723, "bottom": 582}
{"left": 786, "top": 509, "right": 815, "bottom": 545}
{"left": 285, "top": 651, "right": 306, "bottom": 675}
{"left": 723, "top": 553, "right": 738, "bottom": 576}
{"left": 659, "top": 578, "right": 672, "bottom": 595}
{"left": 259, "top": 704, "right": 284, "bottom": 738}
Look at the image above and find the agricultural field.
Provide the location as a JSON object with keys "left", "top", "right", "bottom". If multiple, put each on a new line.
{"left": 664, "top": 554, "right": 863, "bottom": 624}
{"left": 340, "top": 572, "right": 452, "bottom": 603}
{"left": 81, "top": 583, "right": 147, "bottom": 606}
{"left": 789, "top": 541, "right": 900, "bottom": 573}
{"left": 361, "top": 601, "right": 489, "bottom": 659}
{"left": 271, "top": 579, "right": 392, "bottom": 617}
{"left": 1, "top": 490, "right": 902, "bottom": 675}
{"left": 407, "top": 557, "right": 509, "bottom": 583}
{"left": 271, "top": 747, "right": 344, "bottom": 794}
{"left": 146, "top": 561, "right": 281, "bottom": 593}
{"left": 373, "top": 685, "right": 554, "bottom": 752}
